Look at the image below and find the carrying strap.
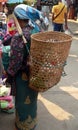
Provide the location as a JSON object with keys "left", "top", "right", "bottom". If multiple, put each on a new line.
{"left": 12, "top": 13, "right": 27, "bottom": 44}
{"left": 53, "top": 5, "right": 65, "bottom": 21}
{"left": 8, "top": 14, "right": 30, "bottom": 54}
{"left": 8, "top": 13, "right": 27, "bottom": 44}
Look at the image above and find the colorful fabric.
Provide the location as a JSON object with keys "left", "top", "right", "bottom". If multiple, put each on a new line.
{"left": 15, "top": 75, "right": 38, "bottom": 130}
{"left": 8, "top": 18, "right": 17, "bottom": 36}
{"left": 2, "top": 33, "right": 12, "bottom": 46}
{"left": 7, "top": 25, "right": 40, "bottom": 77}
{"left": 2, "top": 45, "right": 10, "bottom": 71}
{"left": 13, "top": 4, "right": 45, "bottom": 32}
{"left": 5, "top": 25, "right": 40, "bottom": 130}
{"left": 52, "top": 2, "right": 67, "bottom": 24}
{"left": 0, "top": 31, "right": 4, "bottom": 41}
{"left": 0, "top": 85, "right": 10, "bottom": 96}
{"left": 0, "top": 96, "right": 14, "bottom": 109}
{"left": 0, "top": 84, "right": 14, "bottom": 113}
{"left": 7, "top": 26, "right": 30, "bottom": 76}
{"left": 14, "top": 4, "right": 43, "bottom": 22}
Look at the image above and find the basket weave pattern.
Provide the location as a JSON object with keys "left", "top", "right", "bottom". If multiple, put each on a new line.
{"left": 29, "top": 31, "right": 72, "bottom": 92}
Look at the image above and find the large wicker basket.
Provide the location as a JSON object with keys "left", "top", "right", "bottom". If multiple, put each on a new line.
{"left": 29, "top": 31, "right": 72, "bottom": 92}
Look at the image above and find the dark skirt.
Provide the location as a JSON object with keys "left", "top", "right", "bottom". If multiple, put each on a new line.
{"left": 15, "top": 72, "right": 38, "bottom": 130}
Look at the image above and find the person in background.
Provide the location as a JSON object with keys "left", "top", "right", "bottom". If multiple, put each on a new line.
{"left": 67, "top": 3, "right": 75, "bottom": 20}
{"left": 74, "top": 0, "right": 78, "bottom": 20}
{"left": 41, "top": 12, "right": 49, "bottom": 31}
{"left": 52, "top": 0, "right": 68, "bottom": 32}
{"left": 3, "top": 4, "right": 43, "bottom": 130}
{"left": 3, "top": 3, "right": 8, "bottom": 16}
{"left": 1, "top": 12, "right": 7, "bottom": 33}
{"left": 36, "top": 0, "right": 42, "bottom": 11}
{"left": 62, "top": 0, "right": 67, "bottom": 6}
{"left": 52, "top": 0, "right": 68, "bottom": 76}
{"left": 41, "top": 5, "right": 50, "bottom": 19}
{"left": 0, "top": 2, "right": 3, "bottom": 12}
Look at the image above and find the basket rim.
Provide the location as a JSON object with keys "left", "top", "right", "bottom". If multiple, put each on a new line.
{"left": 31, "top": 31, "right": 72, "bottom": 43}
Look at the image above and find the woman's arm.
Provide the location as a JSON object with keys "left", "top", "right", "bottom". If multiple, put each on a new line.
{"left": 7, "top": 35, "right": 24, "bottom": 76}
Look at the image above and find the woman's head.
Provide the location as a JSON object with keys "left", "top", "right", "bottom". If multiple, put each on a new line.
{"left": 17, "top": 19, "right": 29, "bottom": 28}
{"left": 14, "top": 5, "right": 30, "bottom": 27}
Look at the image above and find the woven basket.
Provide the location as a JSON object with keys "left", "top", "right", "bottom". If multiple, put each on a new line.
{"left": 29, "top": 31, "right": 72, "bottom": 92}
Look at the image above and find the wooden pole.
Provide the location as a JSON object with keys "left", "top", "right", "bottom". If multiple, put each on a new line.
{"left": 8, "top": 13, "right": 27, "bottom": 44}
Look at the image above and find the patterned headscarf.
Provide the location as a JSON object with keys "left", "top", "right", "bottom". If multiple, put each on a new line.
{"left": 14, "top": 4, "right": 43, "bottom": 21}
{"left": 14, "top": 4, "right": 45, "bottom": 32}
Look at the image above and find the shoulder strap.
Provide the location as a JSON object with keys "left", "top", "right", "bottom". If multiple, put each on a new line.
{"left": 8, "top": 14, "right": 30, "bottom": 54}
{"left": 53, "top": 5, "right": 65, "bottom": 21}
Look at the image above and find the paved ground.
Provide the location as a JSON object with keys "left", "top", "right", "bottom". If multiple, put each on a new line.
{"left": 0, "top": 19, "right": 78, "bottom": 130}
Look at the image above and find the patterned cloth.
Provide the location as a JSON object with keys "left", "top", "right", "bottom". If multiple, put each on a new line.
{"left": 14, "top": 4, "right": 43, "bottom": 21}
{"left": 13, "top": 4, "right": 45, "bottom": 32}
{"left": 2, "top": 4, "right": 42, "bottom": 129}
{"left": 5, "top": 24, "right": 40, "bottom": 130}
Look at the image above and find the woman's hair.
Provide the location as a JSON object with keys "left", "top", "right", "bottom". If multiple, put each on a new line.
{"left": 17, "top": 18, "right": 29, "bottom": 24}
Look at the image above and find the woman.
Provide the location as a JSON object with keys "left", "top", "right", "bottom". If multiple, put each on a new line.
{"left": 5, "top": 4, "right": 42, "bottom": 130}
